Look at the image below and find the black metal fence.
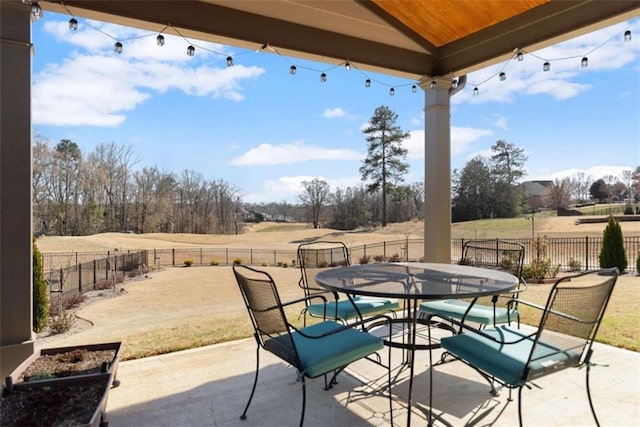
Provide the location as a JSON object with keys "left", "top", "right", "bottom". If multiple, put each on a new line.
{"left": 42, "top": 236, "right": 638, "bottom": 300}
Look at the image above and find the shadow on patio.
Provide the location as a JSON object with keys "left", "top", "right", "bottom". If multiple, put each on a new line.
{"left": 105, "top": 336, "right": 639, "bottom": 426}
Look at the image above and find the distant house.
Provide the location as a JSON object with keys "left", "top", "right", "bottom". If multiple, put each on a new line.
{"left": 521, "top": 180, "right": 554, "bottom": 210}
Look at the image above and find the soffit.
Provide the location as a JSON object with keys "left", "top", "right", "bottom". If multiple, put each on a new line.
{"left": 40, "top": 0, "right": 640, "bottom": 80}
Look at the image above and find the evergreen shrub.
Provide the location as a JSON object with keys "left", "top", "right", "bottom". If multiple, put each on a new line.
{"left": 599, "top": 215, "right": 627, "bottom": 273}
{"left": 32, "top": 239, "right": 48, "bottom": 332}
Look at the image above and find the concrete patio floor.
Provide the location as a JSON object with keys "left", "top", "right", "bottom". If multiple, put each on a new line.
{"left": 105, "top": 334, "right": 639, "bottom": 427}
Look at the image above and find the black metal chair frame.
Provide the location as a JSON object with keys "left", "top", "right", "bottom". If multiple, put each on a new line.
{"left": 233, "top": 264, "right": 394, "bottom": 427}
{"left": 297, "top": 241, "right": 398, "bottom": 324}
{"left": 429, "top": 268, "right": 618, "bottom": 427}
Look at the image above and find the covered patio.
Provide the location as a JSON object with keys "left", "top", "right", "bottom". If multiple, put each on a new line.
{"left": 105, "top": 335, "right": 640, "bottom": 426}
{"left": 1, "top": 0, "right": 639, "bottom": 396}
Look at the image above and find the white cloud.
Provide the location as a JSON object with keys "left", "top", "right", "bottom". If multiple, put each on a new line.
{"left": 244, "top": 174, "right": 362, "bottom": 203}
{"left": 33, "top": 19, "right": 264, "bottom": 126}
{"left": 403, "top": 127, "right": 493, "bottom": 160}
{"left": 229, "top": 141, "right": 363, "bottom": 166}
{"left": 492, "top": 115, "right": 509, "bottom": 131}
{"left": 452, "top": 20, "right": 640, "bottom": 105}
{"left": 527, "top": 165, "right": 634, "bottom": 182}
{"left": 323, "top": 107, "right": 350, "bottom": 119}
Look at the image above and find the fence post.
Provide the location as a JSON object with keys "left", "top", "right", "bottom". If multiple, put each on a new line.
{"left": 585, "top": 236, "right": 589, "bottom": 271}
{"left": 78, "top": 263, "right": 82, "bottom": 293}
{"left": 93, "top": 259, "right": 97, "bottom": 288}
{"left": 383, "top": 241, "right": 387, "bottom": 260}
{"left": 172, "top": 249, "right": 175, "bottom": 267}
{"left": 273, "top": 250, "right": 276, "bottom": 266}
{"left": 226, "top": 248, "right": 229, "bottom": 265}
{"left": 200, "top": 248, "right": 203, "bottom": 266}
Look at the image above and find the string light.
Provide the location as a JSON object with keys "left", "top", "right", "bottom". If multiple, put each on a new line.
{"left": 49, "top": 11, "right": 632, "bottom": 98}
{"left": 31, "top": 2, "right": 43, "bottom": 20}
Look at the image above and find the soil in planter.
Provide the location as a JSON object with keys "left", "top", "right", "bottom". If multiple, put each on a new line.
{"left": 18, "top": 349, "right": 116, "bottom": 382}
{"left": 0, "top": 378, "right": 108, "bottom": 426}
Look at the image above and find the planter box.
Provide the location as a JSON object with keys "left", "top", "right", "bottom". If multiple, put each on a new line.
{"left": 2, "top": 372, "right": 112, "bottom": 426}
{"left": 4, "top": 341, "right": 121, "bottom": 389}
{"left": 2, "top": 342, "right": 121, "bottom": 427}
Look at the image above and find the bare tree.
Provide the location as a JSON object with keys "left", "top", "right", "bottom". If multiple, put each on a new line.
{"left": 544, "top": 178, "right": 571, "bottom": 210}
{"left": 298, "top": 178, "right": 331, "bottom": 229}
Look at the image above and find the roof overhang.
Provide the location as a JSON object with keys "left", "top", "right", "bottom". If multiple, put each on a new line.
{"left": 40, "top": 0, "right": 640, "bottom": 81}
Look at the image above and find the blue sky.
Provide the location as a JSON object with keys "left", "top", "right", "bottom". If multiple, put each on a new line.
{"left": 32, "top": 12, "right": 640, "bottom": 203}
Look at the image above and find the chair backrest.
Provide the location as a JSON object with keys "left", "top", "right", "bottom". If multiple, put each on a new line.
{"left": 526, "top": 268, "right": 618, "bottom": 380}
{"left": 460, "top": 239, "right": 525, "bottom": 278}
{"left": 297, "top": 241, "right": 350, "bottom": 299}
{"left": 232, "top": 264, "right": 300, "bottom": 368}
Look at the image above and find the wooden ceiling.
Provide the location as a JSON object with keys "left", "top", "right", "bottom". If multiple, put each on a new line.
{"left": 40, "top": 0, "right": 639, "bottom": 80}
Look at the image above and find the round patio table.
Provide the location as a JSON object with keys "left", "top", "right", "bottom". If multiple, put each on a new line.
{"left": 315, "top": 262, "right": 519, "bottom": 426}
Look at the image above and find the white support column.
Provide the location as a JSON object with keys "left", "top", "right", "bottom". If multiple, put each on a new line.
{"left": 1, "top": 1, "right": 35, "bottom": 380}
{"left": 420, "top": 77, "right": 452, "bottom": 263}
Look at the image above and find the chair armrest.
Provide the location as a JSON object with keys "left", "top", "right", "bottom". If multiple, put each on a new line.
{"left": 506, "top": 298, "right": 584, "bottom": 323}
{"left": 281, "top": 294, "right": 327, "bottom": 309}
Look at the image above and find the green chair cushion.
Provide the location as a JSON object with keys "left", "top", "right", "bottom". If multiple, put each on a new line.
{"left": 419, "top": 299, "right": 518, "bottom": 325}
{"left": 290, "top": 321, "right": 383, "bottom": 378}
{"left": 308, "top": 296, "right": 399, "bottom": 321}
{"left": 441, "top": 325, "right": 582, "bottom": 386}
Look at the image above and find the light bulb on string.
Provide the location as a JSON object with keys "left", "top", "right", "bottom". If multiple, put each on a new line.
{"left": 451, "top": 79, "right": 458, "bottom": 89}
{"left": 114, "top": 41, "right": 123, "bottom": 54}
{"left": 499, "top": 72, "right": 506, "bottom": 81}
{"left": 289, "top": 65, "right": 297, "bottom": 75}
{"left": 226, "top": 56, "right": 234, "bottom": 67}
{"left": 543, "top": 61, "right": 550, "bottom": 71}
{"left": 412, "top": 85, "right": 417, "bottom": 93}
{"left": 473, "top": 87, "right": 479, "bottom": 96}
{"left": 157, "top": 34, "right": 165, "bottom": 46}
{"left": 320, "top": 73, "right": 327, "bottom": 82}
{"left": 624, "top": 30, "right": 631, "bottom": 42}
{"left": 69, "top": 18, "right": 78, "bottom": 31}
{"left": 345, "top": 61, "right": 351, "bottom": 71}
{"left": 389, "top": 87, "right": 395, "bottom": 96}
{"left": 516, "top": 51, "right": 524, "bottom": 61}
{"left": 365, "top": 79, "right": 371, "bottom": 88}
{"left": 187, "top": 45, "right": 195, "bottom": 56}
{"left": 581, "top": 57, "right": 588, "bottom": 68}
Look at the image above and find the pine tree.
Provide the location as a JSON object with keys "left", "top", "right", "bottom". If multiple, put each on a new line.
{"left": 359, "top": 105, "right": 409, "bottom": 227}
{"left": 33, "top": 239, "right": 49, "bottom": 332}
{"left": 599, "top": 216, "right": 627, "bottom": 273}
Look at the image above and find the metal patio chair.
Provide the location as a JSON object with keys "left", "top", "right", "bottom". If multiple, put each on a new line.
{"left": 297, "top": 241, "right": 399, "bottom": 324}
{"left": 419, "top": 239, "right": 526, "bottom": 328}
{"left": 436, "top": 268, "right": 618, "bottom": 427}
{"left": 233, "top": 264, "right": 393, "bottom": 427}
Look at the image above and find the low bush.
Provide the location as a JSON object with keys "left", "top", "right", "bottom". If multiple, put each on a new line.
{"left": 388, "top": 253, "right": 402, "bottom": 262}
{"left": 359, "top": 255, "right": 371, "bottom": 264}
{"left": 49, "top": 311, "right": 76, "bottom": 334}
{"left": 184, "top": 259, "right": 194, "bottom": 267}
{"left": 568, "top": 257, "right": 582, "bottom": 272}
{"left": 210, "top": 260, "right": 219, "bottom": 266}
{"left": 233, "top": 258, "right": 242, "bottom": 265}
{"left": 373, "top": 255, "right": 386, "bottom": 262}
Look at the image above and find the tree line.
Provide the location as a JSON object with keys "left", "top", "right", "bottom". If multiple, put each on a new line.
{"left": 33, "top": 104, "right": 638, "bottom": 236}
